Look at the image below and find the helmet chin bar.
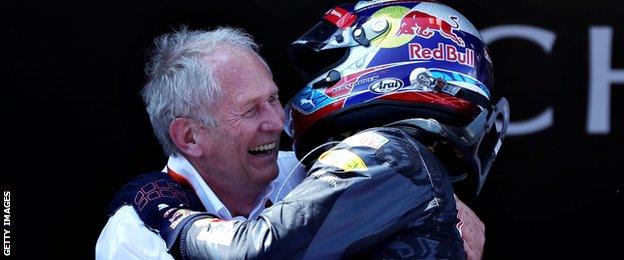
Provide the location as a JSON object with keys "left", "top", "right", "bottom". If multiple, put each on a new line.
{"left": 386, "top": 97, "right": 510, "bottom": 197}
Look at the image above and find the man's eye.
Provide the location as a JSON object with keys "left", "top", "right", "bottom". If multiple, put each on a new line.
{"left": 243, "top": 107, "right": 258, "bottom": 118}
{"left": 269, "top": 95, "right": 279, "bottom": 104}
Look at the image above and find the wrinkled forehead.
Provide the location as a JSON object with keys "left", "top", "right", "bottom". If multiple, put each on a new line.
{"left": 211, "top": 56, "right": 277, "bottom": 104}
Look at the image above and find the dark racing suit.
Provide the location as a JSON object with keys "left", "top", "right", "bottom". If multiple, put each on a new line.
{"left": 109, "top": 126, "right": 465, "bottom": 259}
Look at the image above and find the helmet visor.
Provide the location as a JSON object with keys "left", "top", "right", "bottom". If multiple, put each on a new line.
{"left": 290, "top": 42, "right": 349, "bottom": 81}
{"left": 289, "top": 5, "right": 358, "bottom": 80}
{"left": 293, "top": 20, "right": 344, "bottom": 51}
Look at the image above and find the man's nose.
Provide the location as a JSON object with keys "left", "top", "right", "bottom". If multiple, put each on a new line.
{"left": 260, "top": 106, "right": 285, "bottom": 133}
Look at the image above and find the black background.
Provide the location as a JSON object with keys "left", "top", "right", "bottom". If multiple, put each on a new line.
{"left": 2, "top": 0, "right": 623, "bottom": 259}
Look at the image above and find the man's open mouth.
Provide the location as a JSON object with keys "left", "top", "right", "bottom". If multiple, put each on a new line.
{"left": 248, "top": 142, "right": 276, "bottom": 156}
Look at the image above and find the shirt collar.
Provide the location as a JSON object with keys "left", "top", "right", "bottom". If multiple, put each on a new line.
{"left": 164, "top": 155, "right": 275, "bottom": 220}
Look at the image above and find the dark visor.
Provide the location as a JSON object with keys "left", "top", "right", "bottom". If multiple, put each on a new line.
{"left": 295, "top": 20, "right": 341, "bottom": 52}
{"left": 290, "top": 38, "right": 349, "bottom": 81}
{"left": 289, "top": 5, "right": 358, "bottom": 81}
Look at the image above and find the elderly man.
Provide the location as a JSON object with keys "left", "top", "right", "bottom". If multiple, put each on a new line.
{"left": 96, "top": 26, "right": 485, "bottom": 259}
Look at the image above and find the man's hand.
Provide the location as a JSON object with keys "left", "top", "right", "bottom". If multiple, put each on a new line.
{"left": 108, "top": 173, "right": 208, "bottom": 250}
{"left": 455, "top": 195, "right": 485, "bottom": 260}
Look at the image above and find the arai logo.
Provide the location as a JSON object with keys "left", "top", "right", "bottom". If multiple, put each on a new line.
{"left": 369, "top": 78, "right": 404, "bottom": 93}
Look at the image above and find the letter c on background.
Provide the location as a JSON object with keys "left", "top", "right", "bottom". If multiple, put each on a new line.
{"left": 480, "top": 25, "right": 556, "bottom": 136}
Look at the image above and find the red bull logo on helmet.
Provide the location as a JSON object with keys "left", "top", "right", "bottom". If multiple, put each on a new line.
{"left": 396, "top": 10, "right": 465, "bottom": 47}
{"left": 409, "top": 43, "right": 475, "bottom": 68}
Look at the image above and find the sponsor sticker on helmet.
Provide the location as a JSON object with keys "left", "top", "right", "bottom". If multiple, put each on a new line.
{"left": 328, "top": 75, "right": 379, "bottom": 98}
{"left": 318, "top": 149, "right": 368, "bottom": 172}
{"left": 369, "top": 78, "right": 404, "bottom": 93}
{"left": 396, "top": 10, "right": 465, "bottom": 47}
{"left": 292, "top": 87, "right": 335, "bottom": 114}
{"left": 324, "top": 6, "right": 357, "bottom": 29}
{"left": 409, "top": 43, "right": 475, "bottom": 68}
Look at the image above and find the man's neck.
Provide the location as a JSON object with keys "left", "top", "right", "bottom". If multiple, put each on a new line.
{"left": 184, "top": 156, "right": 268, "bottom": 218}
{"left": 207, "top": 180, "right": 264, "bottom": 218}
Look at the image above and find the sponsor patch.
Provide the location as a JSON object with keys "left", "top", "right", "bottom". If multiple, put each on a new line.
{"left": 369, "top": 78, "right": 404, "bottom": 93}
{"left": 408, "top": 43, "right": 475, "bottom": 68}
{"left": 292, "top": 87, "right": 334, "bottom": 114}
{"left": 328, "top": 75, "right": 379, "bottom": 98}
{"left": 396, "top": 10, "right": 465, "bottom": 47}
{"left": 196, "top": 223, "right": 235, "bottom": 246}
{"left": 323, "top": 6, "right": 356, "bottom": 29}
{"left": 318, "top": 149, "right": 368, "bottom": 172}
{"left": 168, "top": 209, "right": 195, "bottom": 229}
{"left": 343, "top": 131, "right": 389, "bottom": 150}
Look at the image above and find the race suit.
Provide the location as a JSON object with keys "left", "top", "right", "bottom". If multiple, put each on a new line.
{"left": 109, "top": 126, "right": 465, "bottom": 259}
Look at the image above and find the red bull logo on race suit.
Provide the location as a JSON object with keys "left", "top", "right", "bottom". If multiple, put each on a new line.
{"left": 396, "top": 10, "right": 465, "bottom": 47}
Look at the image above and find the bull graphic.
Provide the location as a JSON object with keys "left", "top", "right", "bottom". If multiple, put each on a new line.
{"left": 396, "top": 11, "right": 465, "bottom": 47}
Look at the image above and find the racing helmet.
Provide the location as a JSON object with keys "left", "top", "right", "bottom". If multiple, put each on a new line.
{"left": 285, "top": 0, "right": 510, "bottom": 196}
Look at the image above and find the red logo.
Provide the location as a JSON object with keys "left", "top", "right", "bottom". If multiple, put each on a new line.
{"left": 409, "top": 43, "right": 474, "bottom": 68}
{"left": 396, "top": 11, "right": 465, "bottom": 47}
{"left": 323, "top": 7, "right": 356, "bottom": 29}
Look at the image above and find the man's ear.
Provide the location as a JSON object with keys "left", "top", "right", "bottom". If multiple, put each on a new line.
{"left": 169, "top": 118, "right": 206, "bottom": 158}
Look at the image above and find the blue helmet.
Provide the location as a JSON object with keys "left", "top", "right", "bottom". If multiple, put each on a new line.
{"left": 286, "top": 0, "right": 510, "bottom": 196}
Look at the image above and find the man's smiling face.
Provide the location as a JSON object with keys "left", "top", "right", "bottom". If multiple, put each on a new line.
{"left": 196, "top": 46, "right": 285, "bottom": 192}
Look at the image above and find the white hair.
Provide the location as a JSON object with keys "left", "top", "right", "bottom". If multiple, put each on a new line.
{"left": 141, "top": 26, "right": 266, "bottom": 156}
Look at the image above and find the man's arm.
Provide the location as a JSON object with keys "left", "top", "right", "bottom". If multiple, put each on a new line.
{"left": 127, "top": 128, "right": 464, "bottom": 259}
{"left": 96, "top": 172, "right": 206, "bottom": 260}
{"left": 96, "top": 206, "right": 174, "bottom": 260}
